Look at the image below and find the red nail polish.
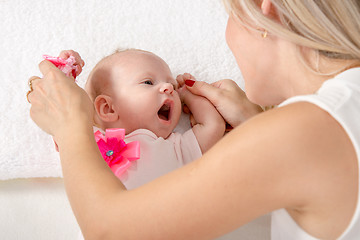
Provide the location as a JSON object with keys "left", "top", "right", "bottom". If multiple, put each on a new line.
{"left": 185, "top": 80, "right": 195, "bottom": 87}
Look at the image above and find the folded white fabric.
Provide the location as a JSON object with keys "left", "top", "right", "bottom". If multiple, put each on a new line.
{"left": 0, "top": 0, "right": 243, "bottom": 179}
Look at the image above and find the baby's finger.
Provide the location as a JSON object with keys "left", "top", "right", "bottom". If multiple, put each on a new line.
{"left": 72, "top": 51, "right": 85, "bottom": 67}
{"left": 189, "top": 114, "right": 197, "bottom": 127}
{"left": 176, "top": 74, "right": 186, "bottom": 87}
{"left": 59, "top": 50, "right": 72, "bottom": 59}
{"left": 183, "top": 73, "right": 195, "bottom": 81}
{"left": 183, "top": 104, "right": 190, "bottom": 114}
{"left": 59, "top": 50, "right": 85, "bottom": 67}
{"left": 75, "top": 65, "right": 82, "bottom": 76}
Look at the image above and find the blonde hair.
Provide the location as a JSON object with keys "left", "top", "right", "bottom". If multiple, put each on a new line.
{"left": 223, "top": 0, "right": 360, "bottom": 75}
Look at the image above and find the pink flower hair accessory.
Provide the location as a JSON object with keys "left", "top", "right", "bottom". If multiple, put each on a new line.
{"left": 94, "top": 128, "right": 140, "bottom": 178}
{"left": 43, "top": 54, "right": 77, "bottom": 79}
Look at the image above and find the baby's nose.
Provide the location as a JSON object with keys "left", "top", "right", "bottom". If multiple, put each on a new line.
{"left": 160, "top": 83, "right": 174, "bottom": 95}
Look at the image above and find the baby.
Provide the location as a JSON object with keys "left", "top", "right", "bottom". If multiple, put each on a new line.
{"left": 83, "top": 48, "right": 225, "bottom": 188}
{"left": 51, "top": 49, "right": 225, "bottom": 188}
{"left": 52, "top": 49, "right": 225, "bottom": 239}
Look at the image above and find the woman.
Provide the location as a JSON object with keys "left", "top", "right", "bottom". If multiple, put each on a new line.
{"left": 28, "top": 0, "right": 360, "bottom": 239}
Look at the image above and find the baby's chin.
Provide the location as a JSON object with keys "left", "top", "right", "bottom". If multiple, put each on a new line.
{"left": 153, "top": 129, "right": 173, "bottom": 139}
{"left": 153, "top": 118, "right": 180, "bottom": 139}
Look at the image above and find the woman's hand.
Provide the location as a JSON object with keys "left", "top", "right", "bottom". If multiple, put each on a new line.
{"left": 59, "top": 50, "right": 85, "bottom": 78}
{"left": 28, "top": 60, "right": 94, "bottom": 143}
{"left": 180, "top": 78, "right": 263, "bottom": 128}
{"left": 176, "top": 72, "right": 196, "bottom": 87}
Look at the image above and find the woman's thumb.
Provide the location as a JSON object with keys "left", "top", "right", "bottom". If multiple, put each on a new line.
{"left": 184, "top": 80, "right": 219, "bottom": 105}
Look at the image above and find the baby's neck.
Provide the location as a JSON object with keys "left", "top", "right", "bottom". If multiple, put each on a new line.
{"left": 93, "top": 124, "right": 174, "bottom": 139}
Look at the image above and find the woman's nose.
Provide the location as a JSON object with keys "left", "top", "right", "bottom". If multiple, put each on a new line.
{"left": 160, "top": 83, "right": 174, "bottom": 95}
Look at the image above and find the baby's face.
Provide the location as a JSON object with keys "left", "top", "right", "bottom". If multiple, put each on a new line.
{"left": 110, "top": 51, "right": 182, "bottom": 138}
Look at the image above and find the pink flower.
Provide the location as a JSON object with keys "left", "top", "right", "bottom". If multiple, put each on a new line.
{"left": 95, "top": 129, "right": 140, "bottom": 177}
{"left": 96, "top": 137, "right": 127, "bottom": 168}
{"left": 43, "top": 55, "right": 77, "bottom": 79}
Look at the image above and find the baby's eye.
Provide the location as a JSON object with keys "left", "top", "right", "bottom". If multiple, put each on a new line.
{"left": 143, "top": 80, "right": 153, "bottom": 85}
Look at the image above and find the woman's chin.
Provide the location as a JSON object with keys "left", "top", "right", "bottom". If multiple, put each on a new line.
{"left": 246, "top": 89, "right": 281, "bottom": 107}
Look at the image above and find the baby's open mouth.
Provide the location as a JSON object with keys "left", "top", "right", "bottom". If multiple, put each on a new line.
{"left": 158, "top": 101, "right": 171, "bottom": 121}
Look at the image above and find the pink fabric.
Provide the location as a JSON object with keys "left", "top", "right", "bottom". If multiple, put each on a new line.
{"left": 95, "top": 128, "right": 140, "bottom": 178}
{"left": 118, "top": 128, "right": 202, "bottom": 189}
{"left": 43, "top": 55, "right": 77, "bottom": 79}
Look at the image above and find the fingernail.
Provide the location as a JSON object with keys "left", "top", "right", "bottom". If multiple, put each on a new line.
{"left": 225, "top": 123, "right": 233, "bottom": 132}
{"left": 185, "top": 80, "right": 195, "bottom": 87}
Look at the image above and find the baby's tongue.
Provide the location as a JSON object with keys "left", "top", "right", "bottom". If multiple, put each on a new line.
{"left": 159, "top": 114, "right": 167, "bottom": 120}
{"left": 158, "top": 105, "right": 169, "bottom": 120}
{"left": 158, "top": 110, "right": 168, "bottom": 120}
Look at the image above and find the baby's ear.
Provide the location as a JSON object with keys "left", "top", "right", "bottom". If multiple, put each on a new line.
{"left": 94, "top": 95, "right": 118, "bottom": 123}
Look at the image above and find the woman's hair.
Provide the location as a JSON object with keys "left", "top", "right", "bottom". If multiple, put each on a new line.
{"left": 223, "top": 0, "right": 360, "bottom": 74}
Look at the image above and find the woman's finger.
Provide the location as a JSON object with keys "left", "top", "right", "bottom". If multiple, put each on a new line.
{"left": 28, "top": 76, "right": 41, "bottom": 90}
{"left": 27, "top": 76, "right": 42, "bottom": 103}
{"left": 39, "top": 60, "right": 61, "bottom": 76}
{"left": 185, "top": 80, "right": 221, "bottom": 106}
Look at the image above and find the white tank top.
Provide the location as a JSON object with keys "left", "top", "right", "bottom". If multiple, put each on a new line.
{"left": 271, "top": 67, "right": 360, "bottom": 240}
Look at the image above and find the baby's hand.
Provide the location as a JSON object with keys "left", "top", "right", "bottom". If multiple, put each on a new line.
{"left": 176, "top": 73, "right": 197, "bottom": 115}
{"left": 176, "top": 73, "right": 196, "bottom": 89}
{"left": 58, "top": 50, "right": 85, "bottom": 77}
{"left": 176, "top": 73, "right": 194, "bottom": 115}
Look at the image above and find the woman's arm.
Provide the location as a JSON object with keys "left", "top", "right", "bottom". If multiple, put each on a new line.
{"left": 62, "top": 104, "right": 337, "bottom": 239}
{"left": 30, "top": 62, "right": 352, "bottom": 239}
{"left": 83, "top": 101, "right": 353, "bottom": 239}
{"left": 28, "top": 61, "right": 129, "bottom": 238}
{"left": 29, "top": 61, "right": 299, "bottom": 239}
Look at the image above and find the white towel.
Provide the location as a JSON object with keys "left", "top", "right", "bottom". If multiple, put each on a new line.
{"left": 0, "top": 0, "right": 244, "bottom": 179}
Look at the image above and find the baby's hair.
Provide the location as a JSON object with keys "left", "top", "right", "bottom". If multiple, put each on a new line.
{"left": 112, "top": 47, "right": 153, "bottom": 55}
{"left": 86, "top": 48, "right": 154, "bottom": 100}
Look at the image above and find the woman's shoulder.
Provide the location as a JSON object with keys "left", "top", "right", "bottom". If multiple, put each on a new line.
{"left": 244, "top": 101, "right": 341, "bottom": 161}
{"left": 235, "top": 101, "right": 356, "bottom": 202}
{"left": 259, "top": 101, "right": 358, "bottom": 238}
{"left": 251, "top": 101, "right": 353, "bottom": 165}
{"left": 192, "top": 102, "right": 341, "bottom": 228}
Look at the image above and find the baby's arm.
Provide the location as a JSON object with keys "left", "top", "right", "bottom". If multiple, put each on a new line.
{"left": 177, "top": 73, "right": 225, "bottom": 153}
